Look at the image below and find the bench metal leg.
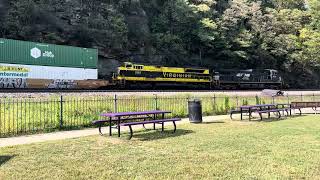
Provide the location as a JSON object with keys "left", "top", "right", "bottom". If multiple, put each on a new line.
{"left": 278, "top": 111, "right": 281, "bottom": 119}
{"left": 128, "top": 125, "right": 133, "bottom": 140}
{"left": 259, "top": 113, "right": 263, "bottom": 120}
{"left": 154, "top": 114, "right": 156, "bottom": 130}
{"left": 161, "top": 122, "right": 164, "bottom": 132}
{"left": 142, "top": 118, "right": 148, "bottom": 130}
{"left": 118, "top": 117, "right": 121, "bottom": 137}
{"left": 109, "top": 117, "right": 112, "bottom": 136}
{"left": 173, "top": 121, "right": 177, "bottom": 133}
{"left": 98, "top": 124, "right": 103, "bottom": 136}
{"left": 313, "top": 107, "right": 317, "bottom": 114}
{"left": 142, "top": 118, "right": 147, "bottom": 130}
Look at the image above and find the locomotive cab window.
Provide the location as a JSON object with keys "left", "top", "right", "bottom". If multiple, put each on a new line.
{"left": 125, "top": 64, "right": 133, "bottom": 68}
{"left": 134, "top": 66, "right": 143, "bottom": 70}
{"left": 271, "top": 70, "right": 278, "bottom": 80}
{"left": 272, "top": 71, "right": 278, "bottom": 77}
{"left": 263, "top": 70, "right": 272, "bottom": 79}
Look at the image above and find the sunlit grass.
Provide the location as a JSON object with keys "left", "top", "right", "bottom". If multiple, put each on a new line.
{"left": 1, "top": 115, "right": 320, "bottom": 179}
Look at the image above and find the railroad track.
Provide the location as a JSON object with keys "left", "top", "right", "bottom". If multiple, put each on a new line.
{"left": 0, "top": 89, "right": 260, "bottom": 93}
{"left": 0, "top": 89, "right": 319, "bottom": 94}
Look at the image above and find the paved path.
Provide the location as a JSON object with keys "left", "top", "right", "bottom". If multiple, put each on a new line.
{"left": 0, "top": 115, "right": 232, "bottom": 147}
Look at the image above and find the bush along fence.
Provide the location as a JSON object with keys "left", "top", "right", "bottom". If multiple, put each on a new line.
{"left": 0, "top": 93, "right": 318, "bottom": 137}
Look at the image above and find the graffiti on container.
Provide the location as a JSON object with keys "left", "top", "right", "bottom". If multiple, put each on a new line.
{"left": 48, "top": 80, "right": 77, "bottom": 89}
{"left": 0, "top": 78, "right": 27, "bottom": 88}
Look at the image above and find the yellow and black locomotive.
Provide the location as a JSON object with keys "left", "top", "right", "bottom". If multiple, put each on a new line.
{"left": 113, "top": 62, "right": 214, "bottom": 88}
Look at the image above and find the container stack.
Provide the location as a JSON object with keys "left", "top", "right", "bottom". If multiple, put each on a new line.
{"left": 0, "top": 38, "right": 98, "bottom": 80}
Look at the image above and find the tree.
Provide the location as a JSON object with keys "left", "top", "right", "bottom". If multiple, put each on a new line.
{"left": 150, "top": 0, "right": 199, "bottom": 65}
{"left": 1, "top": 0, "right": 320, "bottom": 87}
{"left": 256, "top": 0, "right": 306, "bottom": 9}
{"left": 308, "top": 0, "right": 320, "bottom": 30}
{"left": 290, "top": 28, "right": 320, "bottom": 67}
{"left": 216, "top": 0, "right": 261, "bottom": 67}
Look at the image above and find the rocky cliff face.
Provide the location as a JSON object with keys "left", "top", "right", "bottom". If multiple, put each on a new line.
{"left": 98, "top": 0, "right": 152, "bottom": 78}
{"left": 0, "top": 0, "right": 8, "bottom": 17}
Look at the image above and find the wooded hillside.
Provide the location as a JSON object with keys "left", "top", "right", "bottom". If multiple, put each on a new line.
{"left": 0, "top": 0, "right": 320, "bottom": 88}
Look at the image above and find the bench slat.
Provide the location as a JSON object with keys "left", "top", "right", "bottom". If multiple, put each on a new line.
{"left": 92, "top": 120, "right": 109, "bottom": 125}
{"left": 120, "top": 118, "right": 181, "bottom": 126}
{"left": 92, "top": 116, "right": 156, "bottom": 125}
{"left": 257, "top": 109, "right": 280, "bottom": 113}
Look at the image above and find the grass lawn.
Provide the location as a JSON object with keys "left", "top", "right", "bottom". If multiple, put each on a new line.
{"left": 1, "top": 115, "right": 320, "bottom": 179}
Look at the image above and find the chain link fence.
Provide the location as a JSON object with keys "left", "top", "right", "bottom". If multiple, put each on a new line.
{"left": 0, "top": 93, "right": 318, "bottom": 137}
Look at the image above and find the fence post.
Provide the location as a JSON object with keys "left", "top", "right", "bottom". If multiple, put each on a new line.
{"left": 213, "top": 94, "right": 217, "bottom": 114}
{"left": 272, "top": 96, "right": 275, "bottom": 104}
{"left": 186, "top": 96, "right": 190, "bottom": 113}
{"left": 313, "top": 93, "right": 315, "bottom": 101}
{"left": 114, "top": 94, "right": 118, "bottom": 113}
{"left": 0, "top": 99, "right": 1, "bottom": 133}
{"left": 236, "top": 95, "right": 239, "bottom": 107}
{"left": 59, "top": 95, "right": 63, "bottom": 129}
{"left": 154, "top": 94, "right": 158, "bottom": 110}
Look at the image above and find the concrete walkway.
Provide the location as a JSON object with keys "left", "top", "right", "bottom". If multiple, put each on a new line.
{"left": 0, "top": 115, "right": 231, "bottom": 148}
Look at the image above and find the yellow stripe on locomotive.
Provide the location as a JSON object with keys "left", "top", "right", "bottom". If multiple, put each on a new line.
{"left": 114, "top": 62, "right": 212, "bottom": 83}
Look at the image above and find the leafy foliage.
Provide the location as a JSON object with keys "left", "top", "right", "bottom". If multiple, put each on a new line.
{"left": 0, "top": 0, "right": 319, "bottom": 88}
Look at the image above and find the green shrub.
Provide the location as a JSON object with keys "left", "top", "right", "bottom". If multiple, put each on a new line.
{"left": 242, "top": 99, "right": 249, "bottom": 105}
{"left": 224, "top": 97, "right": 230, "bottom": 113}
{"left": 255, "top": 95, "right": 261, "bottom": 105}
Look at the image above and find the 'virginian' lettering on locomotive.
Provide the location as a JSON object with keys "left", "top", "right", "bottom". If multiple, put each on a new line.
{"left": 163, "top": 72, "right": 192, "bottom": 78}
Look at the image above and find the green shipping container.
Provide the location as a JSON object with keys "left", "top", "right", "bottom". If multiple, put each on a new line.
{"left": 0, "top": 38, "right": 97, "bottom": 69}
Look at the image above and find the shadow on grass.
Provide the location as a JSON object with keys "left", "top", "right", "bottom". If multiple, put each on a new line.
{"left": 246, "top": 114, "right": 307, "bottom": 123}
{"left": 0, "top": 155, "right": 15, "bottom": 166}
{"left": 201, "top": 121, "right": 225, "bottom": 124}
{"left": 230, "top": 114, "right": 307, "bottom": 122}
{"left": 126, "top": 129, "right": 194, "bottom": 141}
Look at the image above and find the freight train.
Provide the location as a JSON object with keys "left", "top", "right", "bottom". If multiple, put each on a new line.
{"left": 112, "top": 62, "right": 283, "bottom": 89}
{"left": 0, "top": 38, "right": 283, "bottom": 90}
